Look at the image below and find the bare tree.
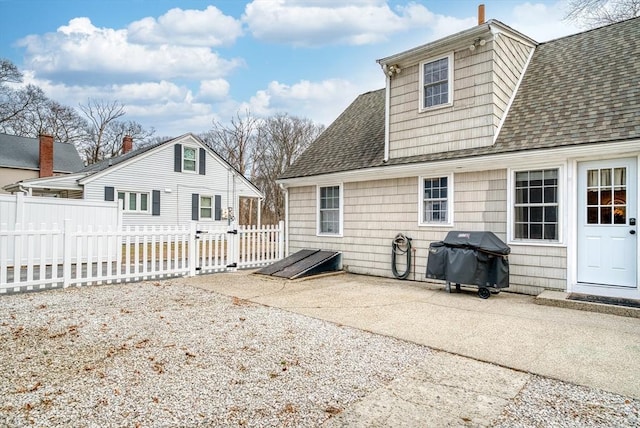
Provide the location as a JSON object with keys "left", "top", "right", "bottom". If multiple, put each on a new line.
{"left": 201, "top": 110, "right": 262, "bottom": 224}
{"left": 1, "top": 81, "right": 88, "bottom": 143}
{"left": 78, "top": 99, "right": 126, "bottom": 164}
{"left": 254, "top": 114, "right": 324, "bottom": 224}
{"left": 202, "top": 110, "right": 260, "bottom": 177}
{"left": 101, "top": 120, "right": 156, "bottom": 157}
{"left": 565, "top": 0, "right": 640, "bottom": 27}
{"left": 0, "top": 59, "right": 22, "bottom": 84}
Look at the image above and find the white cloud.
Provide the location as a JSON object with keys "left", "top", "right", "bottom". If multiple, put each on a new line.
{"left": 243, "top": 0, "right": 479, "bottom": 47}
{"left": 244, "top": 0, "right": 411, "bottom": 46}
{"left": 18, "top": 17, "right": 242, "bottom": 84}
{"left": 198, "top": 79, "right": 230, "bottom": 101}
{"left": 240, "top": 78, "right": 369, "bottom": 125}
{"left": 504, "top": 2, "right": 581, "bottom": 42}
{"left": 128, "top": 6, "right": 243, "bottom": 46}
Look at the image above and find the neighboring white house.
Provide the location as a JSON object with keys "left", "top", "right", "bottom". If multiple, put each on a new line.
{"left": 4, "top": 133, "right": 264, "bottom": 226}
{"left": 278, "top": 17, "right": 640, "bottom": 300}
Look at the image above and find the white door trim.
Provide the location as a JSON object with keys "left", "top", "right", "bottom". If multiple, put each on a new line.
{"left": 568, "top": 155, "right": 639, "bottom": 299}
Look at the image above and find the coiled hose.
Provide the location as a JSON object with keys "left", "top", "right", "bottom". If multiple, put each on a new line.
{"left": 391, "top": 233, "right": 412, "bottom": 279}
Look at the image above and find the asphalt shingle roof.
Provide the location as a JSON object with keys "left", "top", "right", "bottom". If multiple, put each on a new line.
{"left": 281, "top": 17, "right": 640, "bottom": 179}
{"left": 77, "top": 140, "right": 166, "bottom": 174}
{"left": 279, "top": 89, "right": 386, "bottom": 179}
{"left": 0, "top": 133, "right": 85, "bottom": 173}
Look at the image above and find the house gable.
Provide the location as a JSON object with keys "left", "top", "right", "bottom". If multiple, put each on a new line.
{"left": 379, "top": 20, "right": 535, "bottom": 159}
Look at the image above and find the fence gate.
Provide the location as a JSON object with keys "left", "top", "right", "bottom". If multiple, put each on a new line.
{"left": 1, "top": 221, "right": 285, "bottom": 294}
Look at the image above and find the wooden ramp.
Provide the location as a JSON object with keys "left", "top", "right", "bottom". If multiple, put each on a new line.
{"left": 256, "top": 249, "right": 341, "bottom": 280}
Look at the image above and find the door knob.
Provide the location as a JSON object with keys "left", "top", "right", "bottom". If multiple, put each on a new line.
{"left": 631, "top": 230, "right": 637, "bottom": 235}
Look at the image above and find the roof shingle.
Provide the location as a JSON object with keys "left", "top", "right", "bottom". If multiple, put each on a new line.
{"left": 0, "top": 133, "right": 84, "bottom": 173}
{"left": 281, "top": 17, "right": 640, "bottom": 180}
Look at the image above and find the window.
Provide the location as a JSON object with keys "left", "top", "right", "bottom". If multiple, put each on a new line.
{"left": 586, "top": 167, "right": 627, "bottom": 225}
{"left": 183, "top": 146, "right": 197, "bottom": 172}
{"left": 200, "top": 196, "right": 212, "bottom": 219}
{"left": 318, "top": 185, "right": 341, "bottom": 235}
{"left": 514, "top": 169, "right": 559, "bottom": 240}
{"left": 420, "top": 176, "right": 451, "bottom": 225}
{"left": 420, "top": 55, "right": 452, "bottom": 110}
{"left": 118, "top": 191, "right": 149, "bottom": 213}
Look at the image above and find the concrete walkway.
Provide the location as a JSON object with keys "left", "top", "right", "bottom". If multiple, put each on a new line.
{"left": 184, "top": 271, "right": 640, "bottom": 425}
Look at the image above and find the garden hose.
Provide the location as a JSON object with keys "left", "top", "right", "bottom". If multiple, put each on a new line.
{"left": 391, "top": 233, "right": 412, "bottom": 279}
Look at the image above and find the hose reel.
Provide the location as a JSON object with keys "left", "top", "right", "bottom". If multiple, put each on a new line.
{"left": 391, "top": 233, "right": 412, "bottom": 279}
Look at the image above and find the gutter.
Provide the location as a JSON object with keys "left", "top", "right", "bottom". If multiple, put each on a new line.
{"left": 277, "top": 139, "right": 640, "bottom": 186}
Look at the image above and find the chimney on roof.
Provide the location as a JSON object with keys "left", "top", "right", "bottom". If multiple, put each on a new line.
{"left": 122, "top": 135, "right": 133, "bottom": 154}
{"left": 478, "top": 4, "right": 485, "bottom": 25}
{"left": 39, "top": 133, "right": 54, "bottom": 178}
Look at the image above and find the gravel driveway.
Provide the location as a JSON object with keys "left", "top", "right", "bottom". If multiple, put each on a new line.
{"left": 1, "top": 279, "right": 638, "bottom": 427}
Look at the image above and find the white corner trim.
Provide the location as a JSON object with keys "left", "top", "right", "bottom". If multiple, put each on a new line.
{"left": 493, "top": 45, "right": 536, "bottom": 145}
{"left": 384, "top": 75, "right": 390, "bottom": 163}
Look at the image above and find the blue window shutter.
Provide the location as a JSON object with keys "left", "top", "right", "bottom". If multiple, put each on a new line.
{"left": 215, "top": 195, "right": 222, "bottom": 221}
{"left": 192, "top": 193, "right": 199, "bottom": 221}
{"left": 152, "top": 190, "right": 160, "bottom": 216}
{"left": 104, "top": 186, "right": 114, "bottom": 201}
{"left": 174, "top": 144, "right": 182, "bottom": 172}
{"left": 199, "top": 148, "right": 206, "bottom": 175}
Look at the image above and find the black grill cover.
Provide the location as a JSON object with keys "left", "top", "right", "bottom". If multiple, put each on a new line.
{"left": 426, "top": 231, "right": 510, "bottom": 289}
{"left": 442, "top": 231, "right": 510, "bottom": 255}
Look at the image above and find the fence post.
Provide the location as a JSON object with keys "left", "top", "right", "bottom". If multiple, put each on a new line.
{"left": 63, "top": 219, "right": 72, "bottom": 288}
{"left": 188, "top": 221, "right": 197, "bottom": 277}
{"left": 15, "top": 192, "right": 25, "bottom": 228}
{"left": 278, "top": 220, "right": 285, "bottom": 260}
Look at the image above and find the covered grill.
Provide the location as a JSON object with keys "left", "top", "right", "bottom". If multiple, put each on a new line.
{"left": 426, "top": 231, "right": 510, "bottom": 299}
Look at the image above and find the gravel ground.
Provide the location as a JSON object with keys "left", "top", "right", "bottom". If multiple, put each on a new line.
{"left": 1, "top": 280, "right": 638, "bottom": 427}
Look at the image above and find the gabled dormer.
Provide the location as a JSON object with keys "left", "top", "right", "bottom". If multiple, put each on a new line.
{"left": 377, "top": 18, "right": 537, "bottom": 161}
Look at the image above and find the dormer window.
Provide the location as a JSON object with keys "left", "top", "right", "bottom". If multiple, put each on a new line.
{"left": 420, "top": 54, "right": 453, "bottom": 110}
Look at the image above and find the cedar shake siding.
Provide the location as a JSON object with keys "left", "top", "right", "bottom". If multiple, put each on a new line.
{"left": 287, "top": 171, "right": 566, "bottom": 294}
{"left": 388, "top": 35, "right": 533, "bottom": 159}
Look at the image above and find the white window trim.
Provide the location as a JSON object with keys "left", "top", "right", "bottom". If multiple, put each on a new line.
{"left": 507, "top": 165, "right": 566, "bottom": 247}
{"left": 418, "top": 174, "right": 454, "bottom": 227}
{"left": 419, "top": 52, "right": 454, "bottom": 113}
{"left": 200, "top": 195, "right": 213, "bottom": 219}
{"left": 118, "top": 190, "right": 150, "bottom": 214}
{"left": 183, "top": 146, "right": 198, "bottom": 174}
{"left": 316, "top": 184, "right": 343, "bottom": 237}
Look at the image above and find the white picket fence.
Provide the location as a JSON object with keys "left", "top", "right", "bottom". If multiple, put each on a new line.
{"left": 0, "top": 220, "right": 285, "bottom": 293}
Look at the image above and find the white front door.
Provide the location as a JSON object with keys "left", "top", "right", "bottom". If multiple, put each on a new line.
{"left": 577, "top": 158, "right": 637, "bottom": 287}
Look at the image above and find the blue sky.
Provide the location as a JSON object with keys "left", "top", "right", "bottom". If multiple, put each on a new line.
{"left": 0, "top": 0, "right": 581, "bottom": 137}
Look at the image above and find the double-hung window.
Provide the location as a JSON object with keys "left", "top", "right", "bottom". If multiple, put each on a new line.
{"left": 513, "top": 169, "right": 559, "bottom": 241}
{"left": 318, "top": 185, "right": 342, "bottom": 235}
{"left": 420, "top": 54, "right": 452, "bottom": 110}
{"left": 183, "top": 146, "right": 197, "bottom": 172}
{"left": 118, "top": 191, "right": 149, "bottom": 213}
{"left": 200, "top": 196, "right": 212, "bottom": 219}
{"left": 420, "top": 176, "right": 452, "bottom": 225}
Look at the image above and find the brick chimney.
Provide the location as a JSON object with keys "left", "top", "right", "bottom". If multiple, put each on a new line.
{"left": 478, "top": 4, "right": 485, "bottom": 25}
{"left": 122, "top": 135, "right": 133, "bottom": 154}
{"left": 39, "top": 134, "right": 54, "bottom": 178}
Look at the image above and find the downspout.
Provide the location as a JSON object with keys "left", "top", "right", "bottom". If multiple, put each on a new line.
{"left": 383, "top": 65, "right": 391, "bottom": 162}
{"left": 280, "top": 183, "right": 289, "bottom": 257}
